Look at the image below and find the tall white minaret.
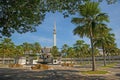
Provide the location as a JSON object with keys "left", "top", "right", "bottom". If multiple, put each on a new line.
{"left": 53, "top": 21, "right": 56, "bottom": 46}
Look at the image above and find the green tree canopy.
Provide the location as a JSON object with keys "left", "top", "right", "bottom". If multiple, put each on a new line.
{"left": 0, "top": 0, "right": 117, "bottom": 37}
{"left": 71, "top": 1, "right": 109, "bottom": 71}
{"left": 0, "top": 38, "right": 15, "bottom": 58}
{"left": 0, "top": 0, "right": 45, "bottom": 37}
{"left": 51, "top": 46, "right": 59, "bottom": 58}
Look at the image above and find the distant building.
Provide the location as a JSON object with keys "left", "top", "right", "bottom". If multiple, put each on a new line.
{"left": 39, "top": 47, "right": 53, "bottom": 63}
{"left": 98, "top": 48, "right": 103, "bottom": 55}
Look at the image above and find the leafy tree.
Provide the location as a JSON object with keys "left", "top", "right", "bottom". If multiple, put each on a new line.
{"left": 67, "top": 47, "right": 75, "bottom": 63}
{"left": 71, "top": 2, "right": 109, "bottom": 71}
{"left": 61, "top": 44, "right": 69, "bottom": 63}
{"left": 105, "top": 41, "right": 117, "bottom": 63}
{"left": 0, "top": 0, "right": 45, "bottom": 37}
{"left": 32, "top": 42, "right": 41, "bottom": 54}
{"left": 73, "top": 40, "right": 90, "bottom": 64}
{"left": 22, "top": 42, "right": 31, "bottom": 55}
{"left": 0, "top": 0, "right": 117, "bottom": 37}
{"left": 73, "top": 40, "right": 85, "bottom": 58}
{"left": 94, "top": 29, "right": 116, "bottom": 66}
{"left": 61, "top": 44, "right": 69, "bottom": 57}
{"left": 0, "top": 38, "right": 15, "bottom": 64}
{"left": 51, "top": 46, "right": 59, "bottom": 58}
{"left": 13, "top": 45, "right": 24, "bottom": 63}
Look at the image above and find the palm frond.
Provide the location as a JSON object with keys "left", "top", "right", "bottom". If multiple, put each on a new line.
{"left": 71, "top": 18, "right": 85, "bottom": 25}
{"left": 73, "top": 25, "right": 90, "bottom": 38}
{"left": 79, "top": 2, "right": 100, "bottom": 17}
{"left": 96, "top": 13, "right": 109, "bottom": 22}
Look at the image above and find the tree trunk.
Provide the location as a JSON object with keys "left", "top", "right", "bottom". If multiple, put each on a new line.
{"left": 102, "top": 45, "right": 106, "bottom": 66}
{"left": 2, "top": 53, "right": 5, "bottom": 64}
{"left": 90, "top": 37, "right": 96, "bottom": 71}
{"left": 71, "top": 57, "right": 72, "bottom": 63}
{"left": 108, "top": 52, "right": 111, "bottom": 64}
{"left": 89, "top": 23, "right": 96, "bottom": 71}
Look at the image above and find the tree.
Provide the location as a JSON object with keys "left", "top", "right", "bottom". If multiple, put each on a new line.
{"left": 0, "top": 0, "right": 117, "bottom": 37}
{"left": 94, "top": 28, "right": 116, "bottom": 66}
{"left": 51, "top": 46, "right": 59, "bottom": 58}
{"left": 0, "top": 0, "right": 46, "bottom": 37}
{"left": 71, "top": 2, "right": 109, "bottom": 71}
{"left": 61, "top": 44, "right": 69, "bottom": 57}
{"left": 13, "top": 45, "right": 24, "bottom": 64}
{"left": 73, "top": 40, "right": 85, "bottom": 58}
{"left": 22, "top": 42, "right": 31, "bottom": 55}
{"left": 32, "top": 42, "right": 41, "bottom": 55}
{"left": 22, "top": 42, "right": 32, "bottom": 64}
{"left": 105, "top": 43, "right": 117, "bottom": 63}
{"left": 67, "top": 47, "right": 75, "bottom": 63}
{"left": 0, "top": 38, "right": 15, "bottom": 64}
{"left": 61, "top": 44, "right": 69, "bottom": 63}
{"left": 73, "top": 40, "right": 90, "bottom": 64}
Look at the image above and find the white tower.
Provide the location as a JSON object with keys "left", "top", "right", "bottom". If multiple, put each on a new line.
{"left": 53, "top": 21, "right": 56, "bottom": 46}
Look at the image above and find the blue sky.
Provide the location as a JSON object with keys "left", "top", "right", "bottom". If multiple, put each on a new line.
{"left": 11, "top": 1, "right": 120, "bottom": 49}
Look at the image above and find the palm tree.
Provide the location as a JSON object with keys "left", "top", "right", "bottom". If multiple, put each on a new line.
{"left": 73, "top": 40, "right": 85, "bottom": 59}
{"left": 67, "top": 47, "right": 75, "bottom": 63}
{"left": 71, "top": 2, "right": 109, "bottom": 71}
{"left": 0, "top": 38, "right": 15, "bottom": 64}
{"left": 51, "top": 46, "right": 59, "bottom": 58}
{"left": 22, "top": 42, "right": 31, "bottom": 55}
{"left": 61, "top": 44, "right": 69, "bottom": 57}
{"left": 73, "top": 40, "right": 90, "bottom": 64}
{"left": 61, "top": 44, "right": 69, "bottom": 62}
{"left": 22, "top": 42, "right": 32, "bottom": 64}
{"left": 105, "top": 36, "right": 116, "bottom": 59}
{"left": 94, "top": 31, "right": 116, "bottom": 66}
{"left": 14, "top": 45, "right": 24, "bottom": 64}
{"left": 83, "top": 44, "right": 90, "bottom": 57}
{"left": 33, "top": 42, "right": 41, "bottom": 54}
{"left": 105, "top": 41, "right": 117, "bottom": 64}
{"left": 32, "top": 42, "right": 41, "bottom": 60}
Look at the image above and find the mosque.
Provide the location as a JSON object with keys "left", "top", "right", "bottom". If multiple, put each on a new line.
{"left": 38, "top": 22, "right": 57, "bottom": 64}
{"left": 18, "top": 22, "right": 57, "bottom": 64}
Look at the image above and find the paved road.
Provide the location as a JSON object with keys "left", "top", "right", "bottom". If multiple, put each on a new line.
{"left": 0, "top": 64, "right": 120, "bottom": 80}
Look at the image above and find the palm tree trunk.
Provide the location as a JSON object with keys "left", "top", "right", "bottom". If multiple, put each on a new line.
{"left": 71, "top": 57, "right": 72, "bottom": 63}
{"left": 90, "top": 37, "right": 96, "bottom": 71}
{"left": 2, "top": 50, "right": 5, "bottom": 64}
{"left": 89, "top": 25, "right": 96, "bottom": 71}
{"left": 2, "top": 53, "right": 5, "bottom": 64}
{"left": 108, "top": 52, "right": 111, "bottom": 64}
{"left": 102, "top": 45, "right": 106, "bottom": 66}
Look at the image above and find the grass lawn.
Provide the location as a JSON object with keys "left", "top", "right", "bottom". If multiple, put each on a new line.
{"left": 81, "top": 70, "right": 108, "bottom": 74}
{"left": 101, "top": 63, "right": 117, "bottom": 68}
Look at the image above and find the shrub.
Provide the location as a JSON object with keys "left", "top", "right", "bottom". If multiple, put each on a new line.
{"left": 31, "top": 64, "right": 50, "bottom": 70}
{"left": 9, "top": 64, "right": 23, "bottom": 68}
{"left": 61, "top": 63, "right": 74, "bottom": 67}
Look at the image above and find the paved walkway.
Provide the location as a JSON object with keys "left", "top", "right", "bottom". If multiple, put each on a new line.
{"left": 0, "top": 64, "right": 120, "bottom": 80}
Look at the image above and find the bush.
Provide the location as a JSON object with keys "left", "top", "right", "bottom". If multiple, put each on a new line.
{"left": 9, "top": 64, "right": 23, "bottom": 68}
{"left": 41, "top": 64, "right": 49, "bottom": 70}
{"left": 61, "top": 63, "right": 74, "bottom": 67}
{"left": 31, "top": 64, "right": 50, "bottom": 70}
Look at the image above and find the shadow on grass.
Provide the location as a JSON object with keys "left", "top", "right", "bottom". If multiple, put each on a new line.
{"left": 0, "top": 68, "right": 107, "bottom": 80}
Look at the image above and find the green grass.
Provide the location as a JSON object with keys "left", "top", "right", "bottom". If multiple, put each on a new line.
{"left": 101, "top": 63, "right": 117, "bottom": 68}
{"left": 81, "top": 70, "right": 108, "bottom": 74}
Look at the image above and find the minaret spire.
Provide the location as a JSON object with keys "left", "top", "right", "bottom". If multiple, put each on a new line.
{"left": 53, "top": 21, "right": 56, "bottom": 46}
